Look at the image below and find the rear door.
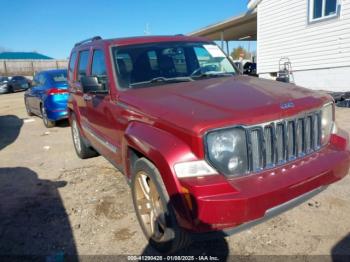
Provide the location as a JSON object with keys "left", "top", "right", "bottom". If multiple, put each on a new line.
{"left": 26, "top": 73, "right": 45, "bottom": 114}
{"left": 31, "top": 74, "right": 47, "bottom": 113}
{"left": 71, "top": 50, "right": 91, "bottom": 129}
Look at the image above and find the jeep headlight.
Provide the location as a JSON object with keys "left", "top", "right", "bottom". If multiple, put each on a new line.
{"left": 206, "top": 128, "right": 248, "bottom": 176}
{"left": 321, "top": 103, "right": 335, "bottom": 145}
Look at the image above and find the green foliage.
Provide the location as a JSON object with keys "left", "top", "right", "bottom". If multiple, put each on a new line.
{"left": 230, "top": 46, "right": 251, "bottom": 60}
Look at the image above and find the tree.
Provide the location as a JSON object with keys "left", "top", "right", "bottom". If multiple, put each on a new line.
{"left": 230, "top": 46, "right": 251, "bottom": 60}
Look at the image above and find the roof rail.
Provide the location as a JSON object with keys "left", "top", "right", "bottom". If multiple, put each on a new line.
{"left": 74, "top": 36, "right": 102, "bottom": 47}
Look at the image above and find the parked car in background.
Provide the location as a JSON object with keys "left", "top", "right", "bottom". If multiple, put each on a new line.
{"left": 0, "top": 76, "right": 10, "bottom": 94}
{"left": 243, "top": 61, "right": 257, "bottom": 76}
{"left": 233, "top": 60, "right": 258, "bottom": 77}
{"left": 24, "top": 69, "right": 68, "bottom": 128}
{"left": 7, "top": 76, "right": 31, "bottom": 93}
{"left": 68, "top": 35, "right": 349, "bottom": 254}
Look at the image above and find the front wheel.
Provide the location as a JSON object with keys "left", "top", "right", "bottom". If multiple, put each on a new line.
{"left": 41, "top": 105, "right": 55, "bottom": 128}
{"left": 131, "top": 158, "right": 190, "bottom": 254}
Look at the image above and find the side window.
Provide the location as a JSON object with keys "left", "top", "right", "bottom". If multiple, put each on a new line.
{"left": 77, "top": 50, "right": 90, "bottom": 81}
{"left": 91, "top": 49, "right": 108, "bottom": 91}
{"left": 38, "top": 74, "right": 46, "bottom": 85}
{"left": 147, "top": 51, "right": 159, "bottom": 71}
{"left": 32, "top": 74, "right": 40, "bottom": 86}
{"left": 91, "top": 50, "right": 107, "bottom": 77}
{"left": 68, "top": 52, "right": 77, "bottom": 80}
{"left": 309, "top": 0, "right": 339, "bottom": 22}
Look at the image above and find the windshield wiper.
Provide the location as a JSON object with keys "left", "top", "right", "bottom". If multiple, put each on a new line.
{"left": 129, "top": 76, "right": 193, "bottom": 88}
{"left": 191, "top": 72, "right": 234, "bottom": 80}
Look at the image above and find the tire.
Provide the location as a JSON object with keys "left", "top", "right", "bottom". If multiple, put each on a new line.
{"left": 8, "top": 86, "right": 14, "bottom": 93}
{"left": 41, "top": 105, "right": 55, "bottom": 128}
{"left": 70, "top": 113, "right": 98, "bottom": 159}
{"left": 24, "top": 98, "right": 34, "bottom": 116}
{"left": 131, "top": 158, "right": 191, "bottom": 254}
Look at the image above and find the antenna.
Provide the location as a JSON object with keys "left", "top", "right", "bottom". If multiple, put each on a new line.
{"left": 144, "top": 23, "right": 151, "bottom": 35}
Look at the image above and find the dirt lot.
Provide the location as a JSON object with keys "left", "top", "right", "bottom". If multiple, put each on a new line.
{"left": 0, "top": 91, "right": 350, "bottom": 259}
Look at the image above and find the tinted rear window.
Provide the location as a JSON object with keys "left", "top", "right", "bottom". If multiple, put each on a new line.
{"left": 51, "top": 71, "right": 67, "bottom": 83}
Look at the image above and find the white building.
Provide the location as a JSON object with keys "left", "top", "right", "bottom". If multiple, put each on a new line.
{"left": 190, "top": 0, "right": 350, "bottom": 93}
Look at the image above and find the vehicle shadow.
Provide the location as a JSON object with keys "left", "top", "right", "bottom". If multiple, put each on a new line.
{"left": 0, "top": 167, "right": 78, "bottom": 260}
{"left": 55, "top": 119, "right": 70, "bottom": 128}
{"left": 0, "top": 115, "right": 23, "bottom": 151}
{"left": 331, "top": 234, "right": 350, "bottom": 262}
{"left": 141, "top": 193, "right": 229, "bottom": 260}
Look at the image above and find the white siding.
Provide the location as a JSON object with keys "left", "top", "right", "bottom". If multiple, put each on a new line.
{"left": 257, "top": 0, "right": 350, "bottom": 74}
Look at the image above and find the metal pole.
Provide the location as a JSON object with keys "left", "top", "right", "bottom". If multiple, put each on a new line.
{"left": 31, "top": 61, "right": 34, "bottom": 77}
{"left": 226, "top": 41, "right": 229, "bottom": 56}
{"left": 4, "top": 61, "right": 7, "bottom": 76}
{"left": 220, "top": 31, "right": 224, "bottom": 50}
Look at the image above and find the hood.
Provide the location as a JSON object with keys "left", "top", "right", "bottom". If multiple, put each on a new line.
{"left": 120, "top": 76, "right": 331, "bottom": 135}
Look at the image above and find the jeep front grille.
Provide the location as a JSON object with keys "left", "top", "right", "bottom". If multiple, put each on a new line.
{"left": 247, "top": 110, "right": 322, "bottom": 172}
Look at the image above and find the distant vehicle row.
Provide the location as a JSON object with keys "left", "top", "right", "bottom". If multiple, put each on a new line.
{"left": 0, "top": 76, "right": 31, "bottom": 94}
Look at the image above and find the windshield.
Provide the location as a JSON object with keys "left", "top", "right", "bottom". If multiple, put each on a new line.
{"left": 112, "top": 42, "right": 237, "bottom": 89}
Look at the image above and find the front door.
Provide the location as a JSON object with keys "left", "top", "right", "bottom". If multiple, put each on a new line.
{"left": 83, "top": 49, "right": 123, "bottom": 167}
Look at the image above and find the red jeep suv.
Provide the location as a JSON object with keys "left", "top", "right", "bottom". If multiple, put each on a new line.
{"left": 67, "top": 35, "right": 350, "bottom": 253}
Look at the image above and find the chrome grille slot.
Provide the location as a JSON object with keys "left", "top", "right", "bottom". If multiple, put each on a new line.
{"left": 250, "top": 129, "right": 263, "bottom": 171}
{"left": 264, "top": 126, "right": 274, "bottom": 167}
{"left": 243, "top": 109, "right": 322, "bottom": 174}
{"left": 297, "top": 119, "right": 304, "bottom": 156}
{"left": 287, "top": 121, "right": 296, "bottom": 159}
{"left": 305, "top": 116, "right": 312, "bottom": 152}
{"left": 313, "top": 113, "right": 321, "bottom": 149}
{"left": 276, "top": 123, "right": 285, "bottom": 164}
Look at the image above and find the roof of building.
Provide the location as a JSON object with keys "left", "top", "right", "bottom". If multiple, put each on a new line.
{"left": 188, "top": 11, "right": 257, "bottom": 41}
{"left": 0, "top": 52, "right": 53, "bottom": 60}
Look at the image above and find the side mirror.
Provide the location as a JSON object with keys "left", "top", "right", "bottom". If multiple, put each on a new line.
{"left": 81, "top": 76, "right": 101, "bottom": 93}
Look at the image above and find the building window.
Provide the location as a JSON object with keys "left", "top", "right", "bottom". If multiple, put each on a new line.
{"left": 309, "top": 0, "right": 340, "bottom": 22}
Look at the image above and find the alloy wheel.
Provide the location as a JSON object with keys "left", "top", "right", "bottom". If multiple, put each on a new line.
{"left": 134, "top": 172, "right": 167, "bottom": 241}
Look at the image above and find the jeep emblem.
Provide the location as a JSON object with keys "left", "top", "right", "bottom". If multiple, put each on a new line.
{"left": 280, "top": 102, "right": 295, "bottom": 109}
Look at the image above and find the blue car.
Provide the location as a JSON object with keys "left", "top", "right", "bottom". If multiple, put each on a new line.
{"left": 24, "top": 69, "right": 69, "bottom": 128}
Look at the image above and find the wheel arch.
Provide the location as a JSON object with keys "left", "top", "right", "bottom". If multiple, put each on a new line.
{"left": 123, "top": 121, "right": 197, "bottom": 230}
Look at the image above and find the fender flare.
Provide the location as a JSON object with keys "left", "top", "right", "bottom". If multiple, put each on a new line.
{"left": 123, "top": 121, "right": 198, "bottom": 229}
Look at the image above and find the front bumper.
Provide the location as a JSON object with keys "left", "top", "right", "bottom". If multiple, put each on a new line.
{"left": 178, "top": 132, "right": 350, "bottom": 233}
{"left": 0, "top": 85, "right": 8, "bottom": 94}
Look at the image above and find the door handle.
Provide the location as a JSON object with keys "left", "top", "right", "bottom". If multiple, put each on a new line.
{"left": 83, "top": 94, "right": 92, "bottom": 101}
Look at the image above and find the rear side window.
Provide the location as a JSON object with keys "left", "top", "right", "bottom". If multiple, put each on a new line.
{"left": 37, "top": 74, "right": 46, "bottom": 85}
{"left": 68, "top": 52, "right": 77, "bottom": 80}
{"left": 77, "top": 50, "right": 90, "bottom": 81}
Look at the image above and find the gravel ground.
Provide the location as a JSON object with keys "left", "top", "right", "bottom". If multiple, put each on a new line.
{"left": 0, "top": 92, "right": 349, "bottom": 260}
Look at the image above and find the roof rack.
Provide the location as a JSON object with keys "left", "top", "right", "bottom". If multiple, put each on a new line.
{"left": 74, "top": 36, "right": 102, "bottom": 47}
